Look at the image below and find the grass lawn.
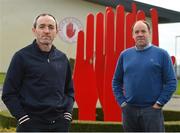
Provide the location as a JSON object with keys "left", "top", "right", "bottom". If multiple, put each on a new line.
{"left": 0, "top": 73, "right": 5, "bottom": 85}
{"left": 175, "top": 79, "right": 180, "bottom": 95}
{"left": 0, "top": 110, "right": 11, "bottom": 117}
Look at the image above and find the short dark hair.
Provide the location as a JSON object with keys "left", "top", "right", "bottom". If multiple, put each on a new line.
{"left": 33, "top": 13, "right": 57, "bottom": 30}
{"left": 132, "top": 20, "right": 151, "bottom": 32}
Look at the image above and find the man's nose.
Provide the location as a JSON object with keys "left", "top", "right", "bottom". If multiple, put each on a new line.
{"left": 43, "top": 27, "right": 50, "bottom": 33}
{"left": 137, "top": 32, "right": 144, "bottom": 36}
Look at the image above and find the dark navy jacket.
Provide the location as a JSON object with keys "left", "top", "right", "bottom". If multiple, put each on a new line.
{"left": 2, "top": 40, "right": 74, "bottom": 120}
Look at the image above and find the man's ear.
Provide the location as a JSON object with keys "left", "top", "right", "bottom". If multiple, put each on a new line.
{"left": 56, "top": 26, "right": 59, "bottom": 34}
{"left": 32, "top": 27, "right": 35, "bottom": 33}
{"left": 32, "top": 28, "right": 36, "bottom": 36}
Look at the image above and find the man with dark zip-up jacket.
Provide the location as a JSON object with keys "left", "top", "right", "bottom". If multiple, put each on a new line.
{"left": 1, "top": 13, "right": 74, "bottom": 132}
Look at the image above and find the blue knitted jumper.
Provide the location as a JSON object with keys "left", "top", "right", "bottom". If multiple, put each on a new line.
{"left": 112, "top": 45, "right": 177, "bottom": 107}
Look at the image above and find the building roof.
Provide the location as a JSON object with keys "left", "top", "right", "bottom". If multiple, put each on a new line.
{"left": 85, "top": 0, "right": 180, "bottom": 24}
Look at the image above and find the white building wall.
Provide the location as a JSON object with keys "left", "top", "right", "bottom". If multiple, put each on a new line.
{"left": 0, "top": 2, "right": 2, "bottom": 71}
{"left": 0, "top": 0, "right": 153, "bottom": 73}
{"left": 0, "top": 0, "right": 106, "bottom": 72}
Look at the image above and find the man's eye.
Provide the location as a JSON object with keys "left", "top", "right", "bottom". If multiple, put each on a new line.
{"left": 48, "top": 26, "right": 55, "bottom": 30}
{"left": 39, "top": 26, "right": 45, "bottom": 29}
{"left": 49, "top": 27, "right": 54, "bottom": 30}
{"left": 135, "top": 31, "right": 139, "bottom": 34}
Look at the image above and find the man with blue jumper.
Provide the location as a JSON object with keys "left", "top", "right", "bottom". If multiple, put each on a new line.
{"left": 112, "top": 20, "right": 177, "bottom": 132}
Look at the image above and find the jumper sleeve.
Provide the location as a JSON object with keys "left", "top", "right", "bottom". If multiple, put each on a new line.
{"left": 112, "top": 54, "right": 126, "bottom": 106}
{"left": 157, "top": 51, "right": 177, "bottom": 105}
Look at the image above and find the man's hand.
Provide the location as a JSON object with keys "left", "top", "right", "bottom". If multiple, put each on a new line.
{"left": 153, "top": 103, "right": 163, "bottom": 109}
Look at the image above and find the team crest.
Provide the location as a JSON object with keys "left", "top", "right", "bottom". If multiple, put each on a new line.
{"left": 58, "top": 17, "right": 83, "bottom": 44}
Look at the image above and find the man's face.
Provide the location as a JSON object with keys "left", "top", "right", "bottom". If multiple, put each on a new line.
{"left": 133, "top": 21, "right": 151, "bottom": 48}
{"left": 32, "top": 15, "right": 57, "bottom": 46}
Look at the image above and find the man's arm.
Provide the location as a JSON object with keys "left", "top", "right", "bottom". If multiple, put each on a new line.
{"left": 112, "top": 54, "right": 126, "bottom": 107}
{"left": 63, "top": 59, "right": 74, "bottom": 121}
{"left": 1, "top": 52, "right": 28, "bottom": 121}
{"left": 157, "top": 51, "right": 177, "bottom": 105}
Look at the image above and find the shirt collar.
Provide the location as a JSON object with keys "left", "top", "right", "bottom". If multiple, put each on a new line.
{"left": 135, "top": 43, "right": 152, "bottom": 51}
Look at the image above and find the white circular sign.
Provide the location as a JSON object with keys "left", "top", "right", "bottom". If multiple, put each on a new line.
{"left": 58, "top": 17, "right": 83, "bottom": 44}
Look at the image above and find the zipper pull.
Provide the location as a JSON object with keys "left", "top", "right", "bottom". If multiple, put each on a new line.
{"left": 47, "top": 58, "right": 50, "bottom": 63}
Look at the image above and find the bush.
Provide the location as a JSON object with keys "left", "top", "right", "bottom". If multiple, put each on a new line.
{"left": 164, "top": 110, "right": 180, "bottom": 121}
{"left": 165, "top": 121, "right": 180, "bottom": 132}
{"left": 0, "top": 114, "right": 16, "bottom": 128}
{"left": 0, "top": 127, "right": 16, "bottom": 132}
{"left": 1, "top": 108, "right": 180, "bottom": 132}
{"left": 70, "top": 120, "right": 123, "bottom": 132}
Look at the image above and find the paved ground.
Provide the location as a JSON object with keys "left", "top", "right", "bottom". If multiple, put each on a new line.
{"left": 163, "top": 95, "right": 180, "bottom": 111}
{"left": 0, "top": 86, "right": 180, "bottom": 112}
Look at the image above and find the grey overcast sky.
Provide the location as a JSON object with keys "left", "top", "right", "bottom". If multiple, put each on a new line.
{"left": 135, "top": 0, "right": 180, "bottom": 64}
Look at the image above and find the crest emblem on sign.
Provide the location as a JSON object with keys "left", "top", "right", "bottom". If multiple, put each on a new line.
{"left": 58, "top": 17, "right": 83, "bottom": 44}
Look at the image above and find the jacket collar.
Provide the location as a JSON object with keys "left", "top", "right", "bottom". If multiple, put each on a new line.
{"left": 32, "top": 39, "right": 56, "bottom": 53}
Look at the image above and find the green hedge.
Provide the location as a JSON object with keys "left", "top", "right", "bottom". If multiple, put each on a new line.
{"left": 0, "top": 127, "right": 16, "bottom": 132}
{"left": 73, "top": 108, "right": 180, "bottom": 121}
{"left": 72, "top": 108, "right": 104, "bottom": 121}
{"left": 0, "top": 114, "right": 16, "bottom": 128}
{"left": 70, "top": 120, "right": 123, "bottom": 132}
{"left": 164, "top": 121, "right": 180, "bottom": 132}
{"left": 163, "top": 110, "right": 180, "bottom": 121}
{"left": 1, "top": 117, "right": 180, "bottom": 132}
{"left": 1, "top": 108, "right": 180, "bottom": 132}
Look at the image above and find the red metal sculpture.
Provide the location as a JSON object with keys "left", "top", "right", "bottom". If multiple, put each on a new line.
{"left": 73, "top": 3, "right": 175, "bottom": 122}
